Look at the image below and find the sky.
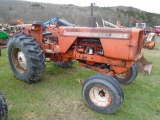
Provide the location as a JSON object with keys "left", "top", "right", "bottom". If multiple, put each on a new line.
{"left": 26, "top": 0, "right": 160, "bottom": 14}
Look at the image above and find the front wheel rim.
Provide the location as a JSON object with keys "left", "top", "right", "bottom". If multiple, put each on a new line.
{"left": 89, "top": 86, "right": 112, "bottom": 107}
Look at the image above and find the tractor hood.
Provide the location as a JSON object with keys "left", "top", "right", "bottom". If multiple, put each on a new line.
{"left": 60, "top": 27, "right": 132, "bottom": 39}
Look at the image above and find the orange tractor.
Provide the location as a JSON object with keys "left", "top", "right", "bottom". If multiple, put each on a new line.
{"left": 7, "top": 17, "right": 147, "bottom": 114}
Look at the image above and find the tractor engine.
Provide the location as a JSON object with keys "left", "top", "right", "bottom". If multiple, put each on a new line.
{"left": 77, "top": 38, "right": 104, "bottom": 56}
{"left": 75, "top": 38, "right": 111, "bottom": 74}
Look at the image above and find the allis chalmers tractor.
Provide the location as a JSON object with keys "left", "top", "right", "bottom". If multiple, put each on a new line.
{"left": 7, "top": 17, "right": 146, "bottom": 114}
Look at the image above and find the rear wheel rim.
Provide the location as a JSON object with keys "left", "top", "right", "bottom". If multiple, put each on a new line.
{"left": 11, "top": 47, "right": 27, "bottom": 73}
{"left": 89, "top": 86, "right": 112, "bottom": 107}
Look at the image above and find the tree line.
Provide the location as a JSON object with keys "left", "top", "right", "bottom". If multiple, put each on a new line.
{"left": 0, "top": 0, "right": 160, "bottom": 28}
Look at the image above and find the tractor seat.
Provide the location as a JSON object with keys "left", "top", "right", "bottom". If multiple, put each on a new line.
{"left": 33, "top": 21, "right": 52, "bottom": 36}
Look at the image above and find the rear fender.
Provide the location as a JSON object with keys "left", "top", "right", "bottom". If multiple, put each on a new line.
{"left": 23, "top": 24, "right": 43, "bottom": 44}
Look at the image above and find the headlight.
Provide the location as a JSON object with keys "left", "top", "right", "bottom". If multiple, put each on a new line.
{"left": 31, "top": 25, "right": 35, "bottom": 29}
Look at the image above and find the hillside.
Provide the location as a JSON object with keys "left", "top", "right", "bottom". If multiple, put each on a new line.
{"left": 0, "top": 0, "right": 160, "bottom": 27}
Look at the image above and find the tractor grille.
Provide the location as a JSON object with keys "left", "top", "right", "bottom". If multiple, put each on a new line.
{"left": 135, "top": 31, "right": 143, "bottom": 56}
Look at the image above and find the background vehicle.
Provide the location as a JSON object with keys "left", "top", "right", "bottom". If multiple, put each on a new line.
{"left": 155, "top": 26, "right": 160, "bottom": 35}
{"left": 0, "top": 91, "right": 8, "bottom": 120}
{"left": 0, "top": 24, "right": 21, "bottom": 56}
{"left": 7, "top": 17, "right": 145, "bottom": 114}
{"left": 130, "top": 17, "right": 156, "bottom": 49}
{"left": 0, "top": 31, "right": 8, "bottom": 56}
{"left": 135, "top": 22, "right": 146, "bottom": 29}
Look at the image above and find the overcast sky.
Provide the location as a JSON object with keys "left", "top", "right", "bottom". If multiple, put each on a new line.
{"left": 26, "top": 0, "right": 160, "bottom": 14}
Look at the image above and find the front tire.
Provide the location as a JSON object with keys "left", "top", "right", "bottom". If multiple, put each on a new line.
{"left": 0, "top": 91, "right": 8, "bottom": 120}
{"left": 82, "top": 73, "right": 124, "bottom": 114}
{"left": 114, "top": 63, "right": 138, "bottom": 84}
{"left": 7, "top": 33, "right": 46, "bottom": 83}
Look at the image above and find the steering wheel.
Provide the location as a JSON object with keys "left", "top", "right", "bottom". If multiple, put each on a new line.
{"left": 49, "top": 17, "right": 58, "bottom": 29}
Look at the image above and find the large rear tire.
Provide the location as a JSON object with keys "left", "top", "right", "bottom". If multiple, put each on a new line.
{"left": 0, "top": 91, "right": 8, "bottom": 120}
{"left": 7, "top": 33, "right": 46, "bottom": 83}
{"left": 114, "top": 63, "right": 138, "bottom": 84}
{"left": 82, "top": 73, "right": 124, "bottom": 114}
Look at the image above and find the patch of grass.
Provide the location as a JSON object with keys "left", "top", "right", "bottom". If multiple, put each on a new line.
{"left": 0, "top": 43, "right": 160, "bottom": 120}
